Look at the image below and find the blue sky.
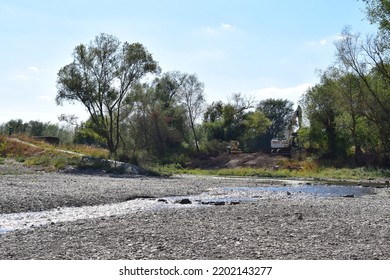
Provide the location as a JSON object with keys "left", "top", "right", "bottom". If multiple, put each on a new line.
{"left": 0, "top": 0, "right": 376, "bottom": 124}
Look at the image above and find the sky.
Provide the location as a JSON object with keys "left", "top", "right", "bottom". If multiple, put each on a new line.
{"left": 0, "top": 0, "right": 377, "bottom": 124}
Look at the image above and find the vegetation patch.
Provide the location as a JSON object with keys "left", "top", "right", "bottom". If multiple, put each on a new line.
{"left": 0, "top": 136, "right": 88, "bottom": 171}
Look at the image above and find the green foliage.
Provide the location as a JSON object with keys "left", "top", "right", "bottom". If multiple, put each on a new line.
{"left": 332, "top": 27, "right": 390, "bottom": 164}
{"left": 202, "top": 93, "right": 270, "bottom": 153}
{"left": 200, "top": 139, "right": 227, "bottom": 156}
{"left": 0, "top": 119, "right": 74, "bottom": 144}
{"left": 257, "top": 98, "right": 294, "bottom": 139}
{"left": 158, "top": 161, "right": 390, "bottom": 180}
{"left": 24, "top": 154, "right": 79, "bottom": 170}
{"left": 124, "top": 79, "right": 189, "bottom": 159}
{"left": 56, "top": 33, "right": 160, "bottom": 156}
{"left": 15, "top": 156, "right": 25, "bottom": 163}
{"left": 241, "top": 111, "right": 271, "bottom": 152}
{"left": 362, "top": 0, "right": 390, "bottom": 35}
{"left": 73, "top": 120, "right": 106, "bottom": 147}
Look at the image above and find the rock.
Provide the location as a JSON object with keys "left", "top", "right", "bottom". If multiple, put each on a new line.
{"left": 230, "top": 201, "right": 241, "bottom": 205}
{"left": 213, "top": 201, "right": 226, "bottom": 206}
{"left": 201, "top": 201, "right": 225, "bottom": 206}
{"left": 176, "top": 198, "right": 192, "bottom": 204}
{"left": 287, "top": 191, "right": 292, "bottom": 196}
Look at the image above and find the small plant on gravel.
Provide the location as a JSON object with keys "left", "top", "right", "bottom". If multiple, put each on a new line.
{"left": 16, "top": 156, "right": 26, "bottom": 163}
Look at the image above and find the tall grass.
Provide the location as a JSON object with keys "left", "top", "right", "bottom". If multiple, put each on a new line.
{"left": 149, "top": 160, "right": 390, "bottom": 180}
{"left": 0, "top": 135, "right": 108, "bottom": 171}
{"left": 59, "top": 143, "right": 109, "bottom": 159}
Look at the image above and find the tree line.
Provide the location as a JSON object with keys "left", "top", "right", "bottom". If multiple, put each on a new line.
{"left": 300, "top": 0, "right": 390, "bottom": 166}
{"left": 49, "top": 32, "right": 296, "bottom": 165}
{"left": 0, "top": 119, "right": 74, "bottom": 143}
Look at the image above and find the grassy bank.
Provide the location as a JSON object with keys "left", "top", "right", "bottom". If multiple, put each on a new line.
{"left": 0, "top": 136, "right": 108, "bottom": 171}
{"left": 149, "top": 163, "right": 390, "bottom": 181}
{"left": 1, "top": 136, "right": 389, "bottom": 181}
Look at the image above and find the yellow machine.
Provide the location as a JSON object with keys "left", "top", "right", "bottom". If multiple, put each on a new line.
{"left": 227, "top": 140, "right": 243, "bottom": 154}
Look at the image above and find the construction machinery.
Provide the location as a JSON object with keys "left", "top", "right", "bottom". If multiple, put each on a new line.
{"left": 227, "top": 140, "right": 243, "bottom": 154}
{"left": 270, "top": 105, "right": 302, "bottom": 155}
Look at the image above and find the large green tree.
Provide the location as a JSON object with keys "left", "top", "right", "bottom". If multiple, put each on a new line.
{"left": 203, "top": 93, "right": 254, "bottom": 142}
{"left": 335, "top": 27, "right": 390, "bottom": 157}
{"left": 56, "top": 33, "right": 160, "bottom": 157}
{"left": 203, "top": 93, "right": 269, "bottom": 152}
{"left": 153, "top": 71, "right": 205, "bottom": 153}
{"left": 301, "top": 71, "right": 341, "bottom": 158}
{"left": 123, "top": 76, "right": 189, "bottom": 159}
{"left": 257, "top": 98, "right": 294, "bottom": 139}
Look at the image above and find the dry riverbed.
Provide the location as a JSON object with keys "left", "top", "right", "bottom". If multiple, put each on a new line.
{"left": 0, "top": 160, "right": 389, "bottom": 259}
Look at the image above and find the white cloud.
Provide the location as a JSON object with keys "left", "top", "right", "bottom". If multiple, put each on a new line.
{"left": 308, "top": 34, "right": 345, "bottom": 47}
{"left": 28, "top": 66, "right": 40, "bottom": 72}
{"left": 200, "top": 23, "right": 236, "bottom": 36}
{"left": 221, "top": 23, "right": 232, "bottom": 29}
{"left": 252, "top": 83, "right": 312, "bottom": 105}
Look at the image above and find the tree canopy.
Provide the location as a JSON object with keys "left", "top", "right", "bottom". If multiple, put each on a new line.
{"left": 56, "top": 33, "right": 160, "bottom": 156}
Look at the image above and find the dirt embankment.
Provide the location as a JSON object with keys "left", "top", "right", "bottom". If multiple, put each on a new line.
{"left": 187, "top": 153, "right": 285, "bottom": 169}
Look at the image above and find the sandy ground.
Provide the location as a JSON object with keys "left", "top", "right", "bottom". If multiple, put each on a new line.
{"left": 0, "top": 160, "right": 390, "bottom": 260}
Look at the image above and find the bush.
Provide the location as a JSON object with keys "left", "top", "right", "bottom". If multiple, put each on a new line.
{"left": 201, "top": 139, "right": 227, "bottom": 157}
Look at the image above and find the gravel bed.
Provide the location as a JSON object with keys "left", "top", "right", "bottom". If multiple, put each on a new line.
{"left": 0, "top": 163, "right": 390, "bottom": 260}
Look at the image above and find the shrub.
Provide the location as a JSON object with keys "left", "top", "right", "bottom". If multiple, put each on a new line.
{"left": 201, "top": 139, "right": 227, "bottom": 157}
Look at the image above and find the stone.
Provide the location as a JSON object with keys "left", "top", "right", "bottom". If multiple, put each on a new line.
{"left": 176, "top": 198, "right": 192, "bottom": 204}
{"left": 213, "top": 201, "right": 226, "bottom": 206}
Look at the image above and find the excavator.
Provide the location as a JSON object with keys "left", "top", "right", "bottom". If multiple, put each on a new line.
{"left": 270, "top": 105, "right": 302, "bottom": 155}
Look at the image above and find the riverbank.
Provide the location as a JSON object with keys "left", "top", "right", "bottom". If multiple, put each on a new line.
{"left": 1, "top": 161, "right": 390, "bottom": 259}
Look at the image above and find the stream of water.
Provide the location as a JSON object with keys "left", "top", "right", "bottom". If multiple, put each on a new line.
{"left": 0, "top": 184, "right": 376, "bottom": 234}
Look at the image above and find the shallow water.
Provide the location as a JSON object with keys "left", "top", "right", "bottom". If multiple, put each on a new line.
{"left": 0, "top": 183, "right": 375, "bottom": 234}
{"left": 0, "top": 199, "right": 198, "bottom": 234}
{"left": 224, "top": 184, "right": 375, "bottom": 198}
